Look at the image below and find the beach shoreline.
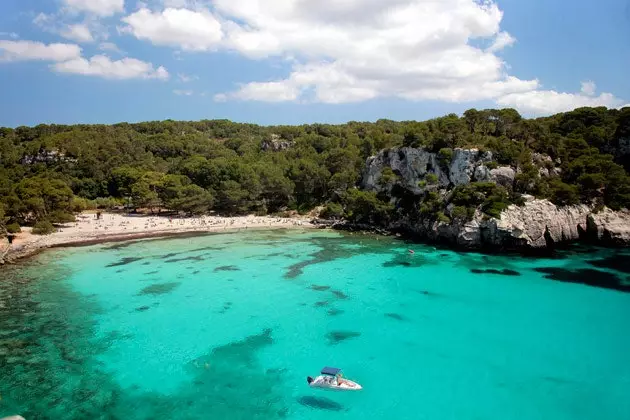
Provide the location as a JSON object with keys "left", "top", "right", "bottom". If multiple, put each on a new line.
{"left": 0, "top": 212, "right": 316, "bottom": 264}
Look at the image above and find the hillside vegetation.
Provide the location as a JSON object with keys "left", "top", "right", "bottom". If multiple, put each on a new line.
{"left": 1, "top": 106, "right": 629, "bottom": 235}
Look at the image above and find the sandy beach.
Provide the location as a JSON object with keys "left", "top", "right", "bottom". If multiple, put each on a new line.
{"left": 0, "top": 212, "right": 315, "bottom": 264}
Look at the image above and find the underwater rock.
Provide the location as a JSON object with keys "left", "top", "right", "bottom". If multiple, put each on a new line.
{"left": 137, "top": 282, "right": 180, "bottom": 296}
{"left": 214, "top": 265, "right": 240, "bottom": 272}
{"left": 164, "top": 255, "right": 205, "bottom": 263}
{"left": 587, "top": 254, "right": 630, "bottom": 274}
{"left": 384, "top": 313, "right": 406, "bottom": 321}
{"left": 327, "top": 308, "right": 344, "bottom": 316}
{"left": 534, "top": 267, "right": 629, "bottom": 292}
{"left": 331, "top": 290, "right": 348, "bottom": 299}
{"left": 105, "top": 257, "right": 143, "bottom": 267}
{"left": 326, "top": 330, "right": 361, "bottom": 345}
{"left": 470, "top": 268, "right": 521, "bottom": 276}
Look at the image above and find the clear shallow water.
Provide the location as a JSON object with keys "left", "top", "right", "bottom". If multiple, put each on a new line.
{"left": 1, "top": 229, "right": 630, "bottom": 420}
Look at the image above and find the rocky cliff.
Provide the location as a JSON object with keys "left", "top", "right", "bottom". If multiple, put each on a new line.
{"left": 359, "top": 147, "right": 630, "bottom": 251}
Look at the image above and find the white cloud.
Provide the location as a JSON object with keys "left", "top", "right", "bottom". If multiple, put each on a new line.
{"left": 120, "top": 7, "right": 223, "bottom": 51}
{"left": 52, "top": 55, "right": 169, "bottom": 80}
{"left": 488, "top": 31, "right": 516, "bottom": 53}
{"left": 226, "top": 80, "right": 301, "bottom": 102}
{"left": 581, "top": 81, "right": 597, "bottom": 96}
{"left": 0, "top": 40, "right": 81, "bottom": 62}
{"left": 115, "top": 0, "right": 625, "bottom": 114}
{"left": 213, "top": 93, "right": 227, "bottom": 102}
{"left": 62, "top": 0, "right": 125, "bottom": 17}
{"left": 173, "top": 89, "right": 193, "bottom": 95}
{"left": 33, "top": 12, "right": 54, "bottom": 28}
{"left": 207, "top": 0, "right": 542, "bottom": 105}
{"left": 99, "top": 42, "right": 123, "bottom": 53}
{"left": 34, "top": 10, "right": 109, "bottom": 43}
{"left": 60, "top": 23, "right": 94, "bottom": 43}
{"left": 0, "top": 32, "right": 19, "bottom": 39}
{"left": 177, "top": 73, "right": 198, "bottom": 82}
{"left": 497, "top": 84, "right": 629, "bottom": 116}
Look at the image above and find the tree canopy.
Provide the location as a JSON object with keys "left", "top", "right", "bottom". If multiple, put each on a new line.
{"left": 1, "top": 106, "right": 629, "bottom": 233}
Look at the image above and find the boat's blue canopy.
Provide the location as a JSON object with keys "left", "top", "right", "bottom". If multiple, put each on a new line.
{"left": 321, "top": 367, "right": 342, "bottom": 376}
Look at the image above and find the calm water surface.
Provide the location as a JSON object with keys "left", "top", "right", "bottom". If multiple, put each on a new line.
{"left": 1, "top": 229, "right": 629, "bottom": 419}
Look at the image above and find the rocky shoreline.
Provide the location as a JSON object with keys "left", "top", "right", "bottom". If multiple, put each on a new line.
{"left": 314, "top": 197, "right": 630, "bottom": 253}
{"left": 337, "top": 145, "right": 630, "bottom": 252}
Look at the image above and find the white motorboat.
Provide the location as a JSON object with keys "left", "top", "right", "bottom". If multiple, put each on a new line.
{"left": 307, "top": 367, "right": 363, "bottom": 391}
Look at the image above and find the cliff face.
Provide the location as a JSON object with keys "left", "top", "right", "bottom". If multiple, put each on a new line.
{"left": 363, "top": 147, "right": 495, "bottom": 193}
{"left": 361, "top": 147, "right": 630, "bottom": 250}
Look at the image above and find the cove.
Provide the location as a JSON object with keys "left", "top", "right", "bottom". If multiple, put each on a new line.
{"left": 1, "top": 229, "right": 629, "bottom": 420}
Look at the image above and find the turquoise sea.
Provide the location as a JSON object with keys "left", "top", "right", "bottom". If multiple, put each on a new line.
{"left": 1, "top": 229, "right": 630, "bottom": 420}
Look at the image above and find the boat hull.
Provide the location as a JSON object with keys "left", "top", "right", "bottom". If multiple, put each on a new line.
{"left": 308, "top": 375, "right": 362, "bottom": 391}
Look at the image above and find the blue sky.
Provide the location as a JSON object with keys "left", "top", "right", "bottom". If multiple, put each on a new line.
{"left": 0, "top": 0, "right": 629, "bottom": 128}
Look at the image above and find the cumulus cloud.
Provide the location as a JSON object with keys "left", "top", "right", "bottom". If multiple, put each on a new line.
{"left": 488, "top": 31, "right": 516, "bottom": 53}
{"left": 62, "top": 0, "right": 125, "bottom": 17}
{"left": 121, "top": 0, "right": 540, "bottom": 105}
{"left": 103, "top": 0, "right": 626, "bottom": 114}
{"left": 0, "top": 39, "right": 168, "bottom": 81}
{"left": 173, "top": 89, "right": 193, "bottom": 95}
{"left": 120, "top": 7, "right": 223, "bottom": 51}
{"left": 226, "top": 80, "right": 302, "bottom": 102}
{"left": 60, "top": 23, "right": 94, "bottom": 43}
{"left": 196, "top": 0, "right": 534, "bottom": 105}
{"left": 0, "top": 40, "right": 81, "bottom": 62}
{"left": 52, "top": 55, "right": 169, "bottom": 80}
{"left": 34, "top": 10, "right": 110, "bottom": 44}
{"left": 581, "top": 81, "right": 597, "bottom": 96}
{"left": 497, "top": 84, "right": 630, "bottom": 116}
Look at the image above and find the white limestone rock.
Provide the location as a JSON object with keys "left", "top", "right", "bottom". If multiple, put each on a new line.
{"left": 489, "top": 167, "right": 516, "bottom": 187}
{"left": 587, "top": 208, "right": 630, "bottom": 245}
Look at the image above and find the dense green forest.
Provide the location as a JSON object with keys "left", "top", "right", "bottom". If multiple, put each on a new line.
{"left": 1, "top": 106, "right": 630, "bottom": 235}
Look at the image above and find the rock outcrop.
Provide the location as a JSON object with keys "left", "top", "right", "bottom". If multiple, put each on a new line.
{"left": 489, "top": 167, "right": 516, "bottom": 187}
{"left": 357, "top": 147, "right": 630, "bottom": 251}
{"left": 261, "top": 134, "right": 293, "bottom": 152}
{"left": 363, "top": 147, "right": 494, "bottom": 194}
{"left": 586, "top": 208, "right": 630, "bottom": 245}
{"left": 392, "top": 198, "right": 630, "bottom": 251}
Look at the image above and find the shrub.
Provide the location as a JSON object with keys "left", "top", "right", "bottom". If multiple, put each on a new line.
{"left": 321, "top": 202, "right": 344, "bottom": 219}
{"left": 297, "top": 203, "right": 313, "bottom": 215}
{"left": 450, "top": 182, "right": 511, "bottom": 219}
{"left": 48, "top": 211, "right": 76, "bottom": 224}
{"left": 95, "top": 197, "right": 121, "bottom": 209}
{"left": 342, "top": 189, "right": 394, "bottom": 226}
{"left": 482, "top": 200, "right": 509, "bottom": 219}
{"left": 379, "top": 167, "right": 398, "bottom": 187}
{"left": 548, "top": 179, "right": 580, "bottom": 206}
{"left": 436, "top": 212, "right": 451, "bottom": 224}
{"left": 425, "top": 173, "right": 439, "bottom": 185}
{"left": 32, "top": 220, "right": 56, "bottom": 235}
{"left": 417, "top": 180, "right": 427, "bottom": 188}
{"left": 451, "top": 206, "right": 468, "bottom": 221}
{"left": 438, "top": 148, "right": 453, "bottom": 163}
{"left": 71, "top": 197, "right": 96, "bottom": 212}
{"left": 6, "top": 223, "right": 21, "bottom": 234}
{"left": 486, "top": 161, "right": 499, "bottom": 170}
